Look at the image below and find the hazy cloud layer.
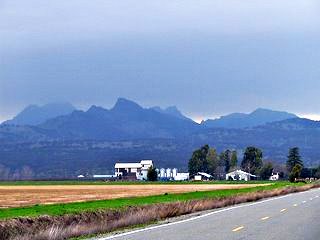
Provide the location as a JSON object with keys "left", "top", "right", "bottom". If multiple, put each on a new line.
{"left": 1, "top": 0, "right": 320, "bottom": 121}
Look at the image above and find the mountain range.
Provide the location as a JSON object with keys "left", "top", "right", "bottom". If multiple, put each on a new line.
{"left": 201, "top": 108, "right": 297, "bottom": 129}
{"left": 0, "top": 98, "right": 319, "bottom": 179}
{"left": 0, "top": 98, "right": 305, "bottom": 141}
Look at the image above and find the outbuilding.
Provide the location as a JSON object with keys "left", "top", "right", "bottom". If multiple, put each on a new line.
{"left": 193, "top": 172, "right": 213, "bottom": 181}
{"left": 226, "top": 170, "right": 256, "bottom": 181}
{"left": 269, "top": 173, "right": 280, "bottom": 181}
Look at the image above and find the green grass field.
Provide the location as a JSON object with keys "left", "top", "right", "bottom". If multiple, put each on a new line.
{"left": 0, "top": 181, "right": 301, "bottom": 220}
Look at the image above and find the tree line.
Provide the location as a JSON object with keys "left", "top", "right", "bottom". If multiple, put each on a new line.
{"left": 188, "top": 145, "right": 320, "bottom": 181}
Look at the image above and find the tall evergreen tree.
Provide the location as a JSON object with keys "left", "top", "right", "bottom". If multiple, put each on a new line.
{"left": 230, "top": 150, "right": 238, "bottom": 170}
{"left": 287, "top": 147, "right": 303, "bottom": 172}
{"left": 241, "top": 146, "right": 263, "bottom": 175}
{"left": 147, "top": 166, "right": 158, "bottom": 181}
{"left": 224, "top": 149, "right": 231, "bottom": 173}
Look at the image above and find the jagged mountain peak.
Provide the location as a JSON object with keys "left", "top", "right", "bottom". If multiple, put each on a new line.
{"left": 151, "top": 105, "right": 192, "bottom": 121}
{"left": 112, "top": 98, "right": 143, "bottom": 112}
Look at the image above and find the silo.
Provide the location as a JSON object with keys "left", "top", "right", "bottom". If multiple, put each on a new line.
{"left": 172, "top": 168, "right": 178, "bottom": 177}
{"left": 160, "top": 168, "right": 166, "bottom": 178}
{"left": 166, "top": 168, "right": 172, "bottom": 178}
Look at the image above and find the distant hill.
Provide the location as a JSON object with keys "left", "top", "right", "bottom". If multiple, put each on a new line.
{"left": 4, "top": 103, "right": 76, "bottom": 125}
{"left": 201, "top": 108, "right": 297, "bottom": 129}
{"left": 37, "top": 98, "right": 199, "bottom": 140}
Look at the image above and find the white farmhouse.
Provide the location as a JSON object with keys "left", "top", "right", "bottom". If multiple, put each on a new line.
{"left": 115, "top": 160, "right": 153, "bottom": 180}
{"left": 269, "top": 173, "right": 280, "bottom": 181}
{"left": 226, "top": 170, "right": 256, "bottom": 181}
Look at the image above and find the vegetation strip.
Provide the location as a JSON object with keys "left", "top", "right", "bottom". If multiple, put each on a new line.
{"left": 0, "top": 182, "right": 287, "bottom": 219}
{"left": 0, "top": 182, "right": 318, "bottom": 240}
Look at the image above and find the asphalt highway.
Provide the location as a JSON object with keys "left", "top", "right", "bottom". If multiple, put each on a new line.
{"left": 97, "top": 188, "right": 320, "bottom": 240}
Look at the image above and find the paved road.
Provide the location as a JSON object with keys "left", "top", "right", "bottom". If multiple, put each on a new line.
{"left": 96, "top": 188, "right": 320, "bottom": 240}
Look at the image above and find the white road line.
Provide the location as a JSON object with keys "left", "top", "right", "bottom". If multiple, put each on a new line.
{"left": 95, "top": 189, "right": 320, "bottom": 240}
{"left": 293, "top": 204, "right": 298, "bottom": 207}
{"left": 261, "top": 216, "right": 270, "bottom": 221}
{"left": 232, "top": 226, "right": 244, "bottom": 232}
{"left": 280, "top": 208, "right": 287, "bottom": 213}
{"left": 302, "top": 200, "right": 307, "bottom": 203}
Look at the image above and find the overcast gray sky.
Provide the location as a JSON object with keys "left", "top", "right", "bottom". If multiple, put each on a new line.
{"left": 1, "top": 0, "right": 320, "bottom": 122}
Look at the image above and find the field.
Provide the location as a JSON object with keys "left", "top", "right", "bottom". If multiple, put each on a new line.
{"left": 1, "top": 181, "right": 315, "bottom": 240}
{"left": 0, "top": 183, "right": 268, "bottom": 208}
{"left": 1, "top": 181, "right": 316, "bottom": 240}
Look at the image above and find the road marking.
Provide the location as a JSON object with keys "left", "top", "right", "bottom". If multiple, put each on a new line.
{"left": 310, "top": 198, "right": 313, "bottom": 201}
{"left": 315, "top": 195, "right": 319, "bottom": 198}
{"left": 293, "top": 204, "right": 298, "bottom": 207}
{"left": 100, "top": 189, "right": 319, "bottom": 240}
{"left": 280, "top": 208, "right": 287, "bottom": 212}
{"left": 261, "top": 216, "right": 270, "bottom": 221}
{"left": 232, "top": 226, "right": 244, "bottom": 232}
{"left": 302, "top": 200, "right": 307, "bottom": 203}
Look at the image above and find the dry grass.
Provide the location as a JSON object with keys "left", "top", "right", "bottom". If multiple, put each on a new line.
{"left": 0, "top": 184, "right": 267, "bottom": 208}
{"left": 1, "top": 183, "right": 319, "bottom": 240}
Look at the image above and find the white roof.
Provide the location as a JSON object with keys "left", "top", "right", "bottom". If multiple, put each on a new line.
{"left": 115, "top": 163, "right": 142, "bottom": 168}
{"left": 197, "top": 172, "right": 213, "bottom": 178}
{"left": 227, "top": 170, "right": 256, "bottom": 177}
{"left": 115, "top": 160, "right": 153, "bottom": 169}
{"left": 176, "top": 172, "right": 189, "bottom": 176}
{"left": 140, "top": 160, "right": 153, "bottom": 165}
{"left": 93, "top": 175, "right": 115, "bottom": 178}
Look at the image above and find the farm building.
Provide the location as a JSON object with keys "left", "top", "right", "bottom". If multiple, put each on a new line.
{"left": 226, "top": 170, "right": 256, "bottom": 181}
{"left": 115, "top": 160, "right": 153, "bottom": 180}
{"left": 193, "top": 172, "right": 213, "bottom": 181}
{"left": 269, "top": 173, "right": 280, "bottom": 181}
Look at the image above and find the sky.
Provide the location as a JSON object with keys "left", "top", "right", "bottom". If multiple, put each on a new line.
{"left": 1, "top": 0, "right": 320, "bottom": 122}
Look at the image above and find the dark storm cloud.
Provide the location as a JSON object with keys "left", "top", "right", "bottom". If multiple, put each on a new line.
{"left": 1, "top": 0, "right": 320, "bottom": 121}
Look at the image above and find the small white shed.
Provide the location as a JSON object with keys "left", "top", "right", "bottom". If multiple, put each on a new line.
{"left": 194, "top": 172, "right": 213, "bottom": 181}
{"left": 269, "top": 173, "right": 280, "bottom": 181}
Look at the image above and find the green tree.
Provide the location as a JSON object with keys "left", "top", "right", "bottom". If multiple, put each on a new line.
{"left": 188, "top": 145, "right": 210, "bottom": 175}
{"left": 147, "top": 166, "right": 158, "bottom": 181}
{"left": 287, "top": 147, "right": 303, "bottom": 172}
{"left": 241, "top": 146, "right": 263, "bottom": 175}
{"left": 289, "top": 164, "right": 302, "bottom": 182}
{"left": 230, "top": 150, "right": 238, "bottom": 170}
{"left": 206, "top": 148, "right": 218, "bottom": 176}
{"left": 259, "top": 162, "right": 273, "bottom": 180}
